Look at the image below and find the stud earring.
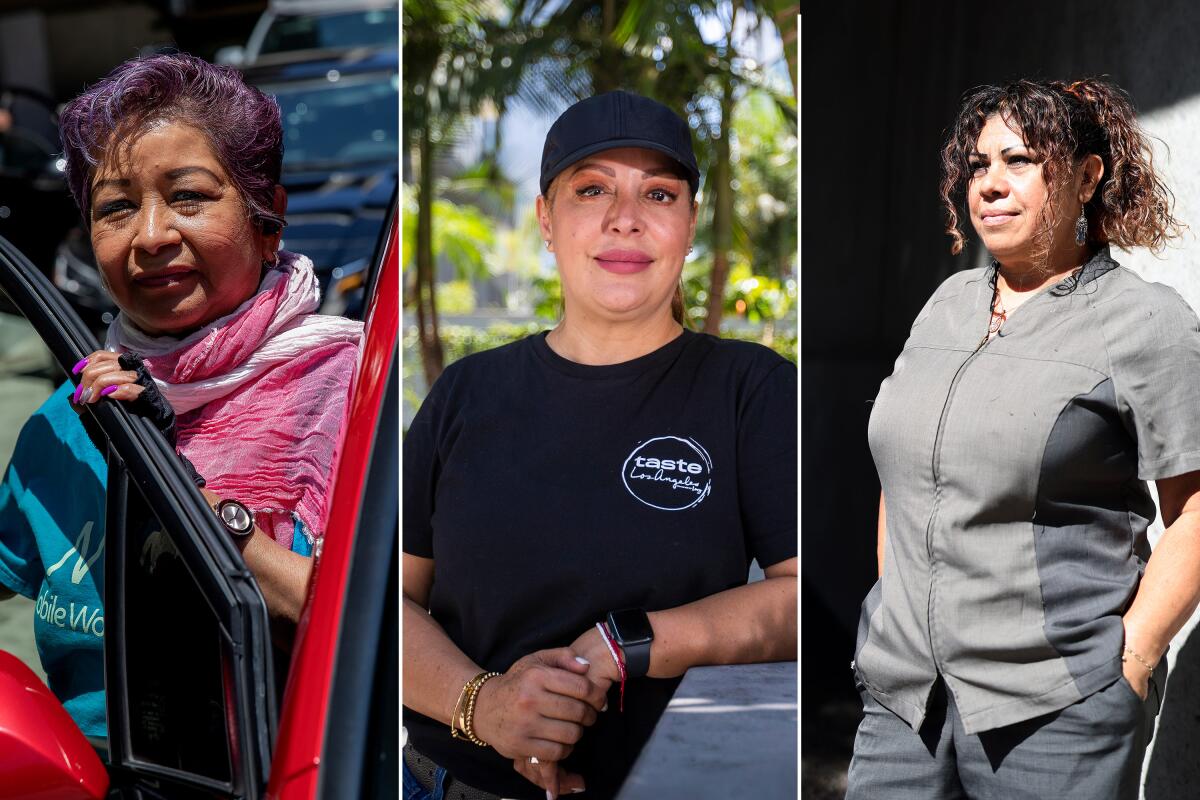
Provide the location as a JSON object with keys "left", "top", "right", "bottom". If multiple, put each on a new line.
{"left": 1074, "top": 208, "right": 1088, "bottom": 246}
{"left": 545, "top": 240, "right": 552, "bottom": 251}
{"left": 687, "top": 245, "right": 694, "bottom": 254}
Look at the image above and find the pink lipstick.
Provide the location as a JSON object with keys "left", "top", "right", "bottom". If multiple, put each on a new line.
{"left": 595, "top": 249, "right": 653, "bottom": 274}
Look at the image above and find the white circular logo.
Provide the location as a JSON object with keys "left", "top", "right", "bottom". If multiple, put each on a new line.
{"left": 621, "top": 436, "right": 713, "bottom": 511}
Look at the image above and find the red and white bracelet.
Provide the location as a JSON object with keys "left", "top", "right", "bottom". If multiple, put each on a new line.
{"left": 595, "top": 621, "right": 627, "bottom": 712}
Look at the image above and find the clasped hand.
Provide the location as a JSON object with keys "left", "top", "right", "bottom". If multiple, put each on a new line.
{"left": 473, "top": 627, "right": 621, "bottom": 798}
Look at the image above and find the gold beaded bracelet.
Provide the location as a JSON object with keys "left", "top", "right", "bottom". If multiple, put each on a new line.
{"left": 450, "top": 671, "right": 501, "bottom": 746}
{"left": 450, "top": 672, "right": 486, "bottom": 741}
{"left": 450, "top": 676, "right": 476, "bottom": 738}
{"left": 1122, "top": 645, "right": 1155, "bottom": 674}
{"left": 463, "top": 672, "right": 501, "bottom": 745}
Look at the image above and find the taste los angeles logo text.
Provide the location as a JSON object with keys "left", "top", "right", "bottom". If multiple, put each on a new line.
{"left": 621, "top": 436, "right": 712, "bottom": 511}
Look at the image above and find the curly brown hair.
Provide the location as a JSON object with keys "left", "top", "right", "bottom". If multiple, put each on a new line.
{"left": 939, "top": 77, "right": 1182, "bottom": 257}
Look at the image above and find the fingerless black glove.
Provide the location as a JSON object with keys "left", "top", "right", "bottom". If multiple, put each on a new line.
{"left": 73, "top": 351, "right": 206, "bottom": 488}
{"left": 117, "top": 351, "right": 205, "bottom": 488}
{"left": 118, "top": 351, "right": 177, "bottom": 445}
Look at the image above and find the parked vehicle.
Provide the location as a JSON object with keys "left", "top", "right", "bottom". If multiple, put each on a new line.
{"left": 246, "top": 48, "right": 398, "bottom": 317}
{"left": 215, "top": 0, "right": 398, "bottom": 67}
{"left": 0, "top": 201, "right": 398, "bottom": 799}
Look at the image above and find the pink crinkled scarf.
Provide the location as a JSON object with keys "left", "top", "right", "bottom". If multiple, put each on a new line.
{"left": 104, "top": 251, "right": 363, "bottom": 549}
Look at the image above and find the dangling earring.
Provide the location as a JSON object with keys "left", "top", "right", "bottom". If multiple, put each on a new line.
{"left": 545, "top": 240, "right": 552, "bottom": 252}
{"left": 1074, "top": 208, "right": 1088, "bottom": 246}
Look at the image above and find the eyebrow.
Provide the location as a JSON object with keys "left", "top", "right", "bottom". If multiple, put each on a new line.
{"left": 166, "top": 166, "right": 222, "bottom": 182}
{"left": 91, "top": 177, "right": 129, "bottom": 192}
{"left": 91, "top": 166, "right": 223, "bottom": 193}
{"left": 968, "top": 146, "right": 1027, "bottom": 160}
{"left": 568, "top": 162, "right": 684, "bottom": 180}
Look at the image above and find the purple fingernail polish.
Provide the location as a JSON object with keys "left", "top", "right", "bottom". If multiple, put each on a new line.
{"left": 100, "top": 385, "right": 118, "bottom": 397}
{"left": 72, "top": 358, "right": 88, "bottom": 375}
{"left": 72, "top": 384, "right": 83, "bottom": 403}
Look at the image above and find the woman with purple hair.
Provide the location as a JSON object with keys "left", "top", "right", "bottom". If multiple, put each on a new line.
{"left": 0, "top": 52, "right": 363, "bottom": 737}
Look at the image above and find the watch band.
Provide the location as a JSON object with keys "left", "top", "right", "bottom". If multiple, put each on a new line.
{"left": 606, "top": 609, "right": 653, "bottom": 679}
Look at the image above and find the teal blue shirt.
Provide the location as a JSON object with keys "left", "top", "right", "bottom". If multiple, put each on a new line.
{"left": 0, "top": 382, "right": 312, "bottom": 737}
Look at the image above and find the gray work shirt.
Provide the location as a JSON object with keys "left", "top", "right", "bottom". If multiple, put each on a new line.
{"left": 855, "top": 248, "right": 1200, "bottom": 735}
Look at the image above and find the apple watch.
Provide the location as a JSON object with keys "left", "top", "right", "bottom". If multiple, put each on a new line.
{"left": 215, "top": 499, "right": 255, "bottom": 538}
{"left": 606, "top": 608, "right": 654, "bottom": 678}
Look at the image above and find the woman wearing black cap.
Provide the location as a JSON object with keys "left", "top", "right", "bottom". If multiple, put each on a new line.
{"left": 402, "top": 91, "right": 797, "bottom": 800}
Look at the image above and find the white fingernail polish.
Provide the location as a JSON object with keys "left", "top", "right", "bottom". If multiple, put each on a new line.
{"left": 601, "top": 701, "right": 608, "bottom": 712}
{"left": 570, "top": 789, "right": 586, "bottom": 794}
{"left": 546, "top": 792, "right": 554, "bottom": 800}
{"left": 575, "top": 656, "right": 590, "bottom": 665}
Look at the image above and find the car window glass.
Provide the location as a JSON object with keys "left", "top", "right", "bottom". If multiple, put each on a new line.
{"left": 260, "top": 10, "right": 399, "bottom": 56}
{"left": 120, "top": 474, "right": 233, "bottom": 786}
{"left": 270, "top": 72, "right": 398, "bottom": 169}
{"left": 362, "top": 543, "right": 398, "bottom": 799}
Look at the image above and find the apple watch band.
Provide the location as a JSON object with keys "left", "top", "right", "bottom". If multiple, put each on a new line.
{"left": 606, "top": 608, "right": 654, "bottom": 679}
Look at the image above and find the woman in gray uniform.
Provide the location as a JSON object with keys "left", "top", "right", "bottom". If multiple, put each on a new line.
{"left": 848, "top": 77, "right": 1200, "bottom": 798}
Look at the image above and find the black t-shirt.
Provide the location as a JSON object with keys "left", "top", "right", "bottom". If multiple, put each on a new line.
{"left": 403, "top": 329, "right": 796, "bottom": 799}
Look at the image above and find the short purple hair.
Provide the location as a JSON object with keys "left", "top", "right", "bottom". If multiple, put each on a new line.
{"left": 59, "top": 52, "right": 284, "bottom": 232}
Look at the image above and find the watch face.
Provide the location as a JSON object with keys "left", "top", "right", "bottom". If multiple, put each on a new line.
{"left": 217, "top": 500, "right": 254, "bottom": 535}
{"left": 608, "top": 609, "right": 653, "bottom": 646}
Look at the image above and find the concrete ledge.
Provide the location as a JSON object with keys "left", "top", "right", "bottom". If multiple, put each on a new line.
{"left": 617, "top": 662, "right": 797, "bottom": 799}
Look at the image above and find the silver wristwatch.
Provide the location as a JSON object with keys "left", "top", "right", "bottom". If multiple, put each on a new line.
{"left": 215, "top": 499, "right": 255, "bottom": 537}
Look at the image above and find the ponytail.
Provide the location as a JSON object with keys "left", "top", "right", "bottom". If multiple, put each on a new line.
{"left": 1052, "top": 78, "right": 1181, "bottom": 252}
{"left": 671, "top": 281, "right": 687, "bottom": 326}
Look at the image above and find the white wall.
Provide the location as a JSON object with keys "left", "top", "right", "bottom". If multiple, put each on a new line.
{"left": 1120, "top": 97, "right": 1200, "bottom": 799}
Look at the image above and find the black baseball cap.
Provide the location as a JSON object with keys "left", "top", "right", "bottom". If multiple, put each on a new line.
{"left": 539, "top": 91, "right": 700, "bottom": 197}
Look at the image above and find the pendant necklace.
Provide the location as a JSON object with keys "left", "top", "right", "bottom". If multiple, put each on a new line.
{"left": 982, "top": 267, "right": 1007, "bottom": 348}
{"left": 988, "top": 283, "right": 1007, "bottom": 338}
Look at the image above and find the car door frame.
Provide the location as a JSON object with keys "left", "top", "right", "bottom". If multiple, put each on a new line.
{"left": 265, "top": 195, "right": 398, "bottom": 799}
{"left": 0, "top": 235, "right": 277, "bottom": 799}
